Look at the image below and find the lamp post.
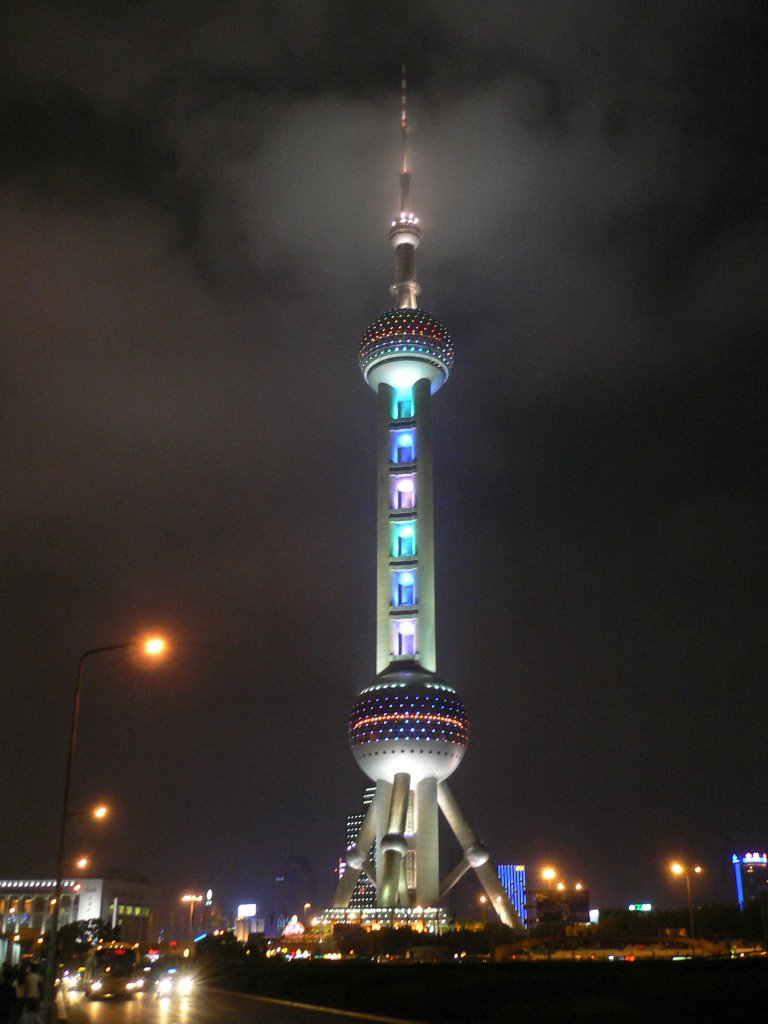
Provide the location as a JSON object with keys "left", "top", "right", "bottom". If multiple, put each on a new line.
{"left": 43, "top": 635, "right": 167, "bottom": 1018}
{"left": 670, "top": 862, "right": 702, "bottom": 939}
{"left": 181, "top": 894, "right": 203, "bottom": 942}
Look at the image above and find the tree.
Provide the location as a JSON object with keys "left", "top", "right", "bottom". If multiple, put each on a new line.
{"left": 57, "top": 918, "right": 116, "bottom": 958}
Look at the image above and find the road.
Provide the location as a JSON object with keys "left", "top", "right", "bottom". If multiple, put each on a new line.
{"left": 65, "top": 989, "right": 421, "bottom": 1024}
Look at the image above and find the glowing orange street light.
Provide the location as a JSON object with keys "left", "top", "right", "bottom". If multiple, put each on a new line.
{"left": 44, "top": 633, "right": 171, "bottom": 1016}
{"left": 541, "top": 867, "right": 556, "bottom": 887}
{"left": 670, "top": 862, "right": 703, "bottom": 939}
{"left": 75, "top": 857, "right": 89, "bottom": 871}
{"left": 69, "top": 802, "right": 109, "bottom": 821}
{"left": 143, "top": 636, "right": 167, "bottom": 657}
{"left": 181, "top": 893, "right": 204, "bottom": 941}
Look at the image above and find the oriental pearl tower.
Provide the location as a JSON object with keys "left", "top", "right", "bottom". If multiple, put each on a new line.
{"left": 331, "top": 72, "right": 520, "bottom": 929}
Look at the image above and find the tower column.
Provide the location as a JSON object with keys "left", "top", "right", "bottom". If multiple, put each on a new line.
{"left": 413, "top": 377, "right": 435, "bottom": 672}
{"left": 375, "top": 778, "right": 392, "bottom": 891}
{"left": 414, "top": 776, "right": 439, "bottom": 905}
{"left": 378, "top": 771, "right": 411, "bottom": 906}
{"left": 377, "top": 384, "right": 395, "bottom": 674}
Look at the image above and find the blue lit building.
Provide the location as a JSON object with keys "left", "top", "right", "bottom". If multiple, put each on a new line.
{"left": 732, "top": 852, "right": 768, "bottom": 910}
{"left": 498, "top": 865, "right": 527, "bottom": 929}
{"left": 329, "top": 73, "right": 520, "bottom": 930}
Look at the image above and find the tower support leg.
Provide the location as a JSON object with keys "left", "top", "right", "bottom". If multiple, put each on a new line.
{"left": 378, "top": 772, "right": 411, "bottom": 906}
{"left": 438, "top": 782, "right": 522, "bottom": 931}
{"left": 331, "top": 792, "right": 378, "bottom": 907}
{"left": 415, "top": 776, "right": 439, "bottom": 905}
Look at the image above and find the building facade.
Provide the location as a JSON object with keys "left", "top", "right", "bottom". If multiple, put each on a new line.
{"left": 732, "top": 852, "right": 768, "bottom": 909}
{"left": 0, "top": 872, "right": 156, "bottom": 963}
{"left": 498, "top": 865, "right": 527, "bottom": 929}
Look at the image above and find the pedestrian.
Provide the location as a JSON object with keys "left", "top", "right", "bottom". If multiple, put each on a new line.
{"left": 53, "top": 982, "right": 67, "bottom": 1024}
{"left": 0, "top": 967, "right": 17, "bottom": 1024}
{"left": 18, "top": 1002, "right": 40, "bottom": 1024}
{"left": 21, "top": 966, "right": 42, "bottom": 1014}
{"left": 11, "top": 971, "right": 24, "bottom": 1023}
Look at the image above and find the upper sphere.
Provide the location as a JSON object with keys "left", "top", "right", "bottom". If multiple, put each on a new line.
{"left": 349, "top": 666, "right": 468, "bottom": 784}
{"left": 359, "top": 308, "right": 454, "bottom": 394}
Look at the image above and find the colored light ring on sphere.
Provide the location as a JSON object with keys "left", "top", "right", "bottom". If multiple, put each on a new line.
{"left": 358, "top": 308, "right": 454, "bottom": 379}
{"left": 349, "top": 683, "right": 469, "bottom": 784}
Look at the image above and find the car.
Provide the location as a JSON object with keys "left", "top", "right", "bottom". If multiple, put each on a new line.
{"left": 149, "top": 957, "right": 195, "bottom": 998}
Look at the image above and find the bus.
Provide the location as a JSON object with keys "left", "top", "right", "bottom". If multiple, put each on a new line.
{"left": 84, "top": 943, "right": 142, "bottom": 999}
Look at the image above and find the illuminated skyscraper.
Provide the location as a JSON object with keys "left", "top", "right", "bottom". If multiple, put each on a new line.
{"left": 732, "top": 852, "right": 768, "bottom": 909}
{"left": 498, "top": 865, "right": 528, "bottom": 929}
{"left": 331, "top": 72, "right": 520, "bottom": 929}
{"left": 343, "top": 787, "right": 377, "bottom": 909}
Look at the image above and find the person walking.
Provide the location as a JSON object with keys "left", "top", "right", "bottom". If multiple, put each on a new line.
{"left": 53, "top": 981, "right": 67, "bottom": 1023}
{"left": 0, "top": 967, "right": 17, "bottom": 1024}
{"left": 21, "top": 966, "right": 42, "bottom": 1014}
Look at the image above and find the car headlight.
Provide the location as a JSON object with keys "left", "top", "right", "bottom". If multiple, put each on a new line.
{"left": 177, "top": 977, "right": 193, "bottom": 996}
{"left": 92, "top": 981, "right": 102, "bottom": 992}
{"left": 158, "top": 978, "right": 172, "bottom": 994}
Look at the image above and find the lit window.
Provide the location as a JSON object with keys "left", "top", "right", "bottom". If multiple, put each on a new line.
{"left": 398, "top": 399, "right": 413, "bottom": 418}
{"left": 396, "top": 571, "right": 415, "bottom": 606}
{"left": 396, "top": 620, "right": 416, "bottom": 656}
{"left": 397, "top": 527, "right": 415, "bottom": 557}
{"left": 391, "top": 431, "right": 415, "bottom": 463}
{"left": 394, "top": 477, "right": 415, "bottom": 509}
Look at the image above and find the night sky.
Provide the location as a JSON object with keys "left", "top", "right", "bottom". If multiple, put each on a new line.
{"left": 2, "top": 2, "right": 766, "bottom": 923}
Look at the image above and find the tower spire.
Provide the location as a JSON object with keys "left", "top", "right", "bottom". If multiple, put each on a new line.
{"left": 390, "top": 66, "right": 421, "bottom": 309}
{"left": 400, "top": 65, "right": 410, "bottom": 207}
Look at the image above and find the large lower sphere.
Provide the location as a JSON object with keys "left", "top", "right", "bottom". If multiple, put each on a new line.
{"left": 348, "top": 667, "right": 468, "bottom": 785}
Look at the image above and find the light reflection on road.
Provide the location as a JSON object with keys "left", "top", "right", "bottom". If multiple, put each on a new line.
{"left": 66, "top": 989, "right": 417, "bottom": 1024}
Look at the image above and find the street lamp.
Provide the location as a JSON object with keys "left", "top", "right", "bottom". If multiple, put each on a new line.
{"left": 43, "top": 634, "right": 168, "bottom": 1015}
{"left": 181, "top": 893, "right": 203, "bottom": 941}
{"left": 670, "top": 862, "right": 703, "bottom": 939}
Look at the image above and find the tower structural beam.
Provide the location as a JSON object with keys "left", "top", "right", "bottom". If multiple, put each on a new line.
{"left": 378, "top": 771, "right": 411, "bottom": 906}
{"left": 332, "top": 794, "right": 379, "bottom": 907}
{"left": 438, "top": 783, "right": 521, "bottom": 929}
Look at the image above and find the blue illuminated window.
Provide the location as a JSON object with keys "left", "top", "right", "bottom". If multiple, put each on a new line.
{"left": 397, "top": 529, "right": 414, "bottom": 557}
{"left": 398, "top": 399, "right": 413, "bottom": 418}
{"left": 392, "top": 431, "right": 415, "bottom": 463}
{"left": 394, "top": 571, "right": 415, "bottom": 606}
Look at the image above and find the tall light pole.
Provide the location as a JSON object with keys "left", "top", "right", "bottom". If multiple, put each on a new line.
{"left": 181, "top": 894, "right": 203, "bottom": 942}
{"left": 671, "top": 862, "right": 703, "bottom": 940}
{"left": 43, "top": 635, "right": 168, "bottom": 1018}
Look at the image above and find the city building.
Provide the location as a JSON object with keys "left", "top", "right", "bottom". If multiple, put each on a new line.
{"left": 338, "top": 787, "right": 377, "bottom": 909}
{"left": 328, "top": 71, "right": 520, "bottom": 930}
{"left": 732, "top": 852, "right": 768, "bottom": 910}
{"left": 0, "top": 871, "right": 156, "bottom": 962}
{"left": 498, "top": 865, "right": 527, "bottom": 929}
{"left": 529, "top": 885, "right": 591, "bottom": 927}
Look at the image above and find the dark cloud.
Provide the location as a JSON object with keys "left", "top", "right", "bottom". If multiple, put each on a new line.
{"left": 1, "top": 1, "right": 765, "bottom": 917}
